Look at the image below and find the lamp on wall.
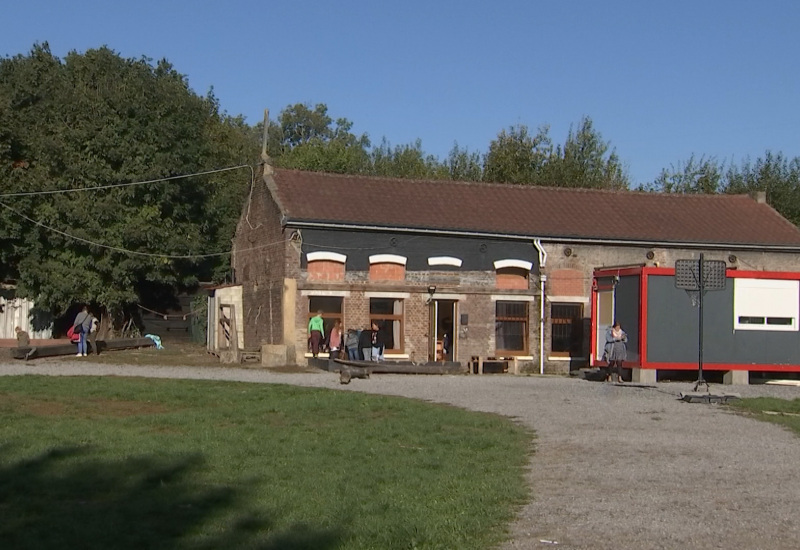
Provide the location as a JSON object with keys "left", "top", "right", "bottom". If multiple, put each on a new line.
{"left": 425, "top": 285, "right": 437, "bottom": 304}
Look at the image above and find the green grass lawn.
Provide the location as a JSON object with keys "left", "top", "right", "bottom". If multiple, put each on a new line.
{"left": 728, "top": 397, "right": 800, "bottom": 437}
{"left": 0, "top": 376, "right": 533, "bottom": 550}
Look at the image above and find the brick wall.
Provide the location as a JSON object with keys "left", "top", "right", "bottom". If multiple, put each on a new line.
{"left": 495, "top": 267, "right": 529, "bottom": 290}
{"left": 231, "top": 167, "right": 287, "bottom": 349}
{"left": 292, "top": 262, "right": 539, "bottom": 365}
{"left": 549, "top": 268, "right": 585, "bottom": 296}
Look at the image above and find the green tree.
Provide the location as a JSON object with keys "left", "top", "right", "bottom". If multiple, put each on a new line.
{"left": 370, "top": 138, "right": 446, "bottom": 179}
{"left": 483, "top": 118, "right": 628, "bottom": 189}
{"left": 264, "top": 103, "right": 371, "bottom": 174}
{"left": 483, "top": 124, "right": 553, "bottom": 184}
{"left": 444, "top": 143, "right": 483, "bottom": 182}
{"left": 546, "top": 117, "right": 629, "bottom": 189}
{"left": 0, "top": 44, "right": 258, "bottom": 320}
{"left": 643, "top": 154, "right": 722, "bottom": 194}
{"left": 724, "top": 152, "right": 800, "bottom": 226}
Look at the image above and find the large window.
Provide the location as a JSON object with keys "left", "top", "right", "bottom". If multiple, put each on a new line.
{"left": 369, "top": 298, "right": 404, "bottom": 353}
{"left": 308, "top": 296, "right": 343, "bottom": 342}
{"left": 734, "top": 278, "right": 799, "bottom": 332}
{"left": 496, "top": 301, "right": 528, "bottom": 355}
{"left": 551, "top": 303, "right": 584, "bottom": 357}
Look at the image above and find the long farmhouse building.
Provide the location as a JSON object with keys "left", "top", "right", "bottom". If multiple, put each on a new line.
{"left": 207, "top": 162, "right": 800, "bottom": 384}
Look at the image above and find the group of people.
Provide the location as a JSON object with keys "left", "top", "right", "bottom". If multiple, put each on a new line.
{"left": 307, "top": 311, "right": 387, "bottom": 362}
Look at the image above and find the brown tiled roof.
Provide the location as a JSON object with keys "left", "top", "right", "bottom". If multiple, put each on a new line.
{"left": 269, "top": 169, "right": 800, "bottom": 248}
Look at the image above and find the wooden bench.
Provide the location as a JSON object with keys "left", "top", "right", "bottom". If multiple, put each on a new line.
{"left": 469, "top": 356, "right": 527, "bottom": 375}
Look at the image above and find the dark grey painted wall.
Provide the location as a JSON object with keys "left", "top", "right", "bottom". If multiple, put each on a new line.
{"left": 615, "top": 275, "right": 640, "bottom": 362}
{"left": 646, "top": 275, "right": 800, "bottom": 365}
{"left": 299, "top": 229, "right": 540, "bottom": 272}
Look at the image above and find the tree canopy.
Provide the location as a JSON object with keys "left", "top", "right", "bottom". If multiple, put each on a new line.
{"left": 484, "top": 117, "right": 629, "bottom": 189}
{"left": 0, "top": 44, "right": 259, "bottom": 318}
{"left": 641, "top": 152, "right": 800, "bottom": 227}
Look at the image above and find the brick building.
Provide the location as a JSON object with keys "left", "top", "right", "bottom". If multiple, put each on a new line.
{"left": 214, "top": 163, "right": 800, "bottom": 380}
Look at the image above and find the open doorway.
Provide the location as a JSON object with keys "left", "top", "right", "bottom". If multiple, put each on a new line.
{"left": 429, "top": 300, "right": 456, "bottom": 362}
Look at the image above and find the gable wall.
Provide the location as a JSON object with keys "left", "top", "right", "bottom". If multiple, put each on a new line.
{"left": 231, "top": 171, "right": 287, "bottom": 349}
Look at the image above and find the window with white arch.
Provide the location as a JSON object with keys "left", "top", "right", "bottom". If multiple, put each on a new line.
{"left": 494, "top": 259, "right": 532, "bottom": 290}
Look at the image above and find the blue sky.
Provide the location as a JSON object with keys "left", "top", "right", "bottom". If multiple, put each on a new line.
{"left": 3, "top": 0, "right": 798, "bottom": 185}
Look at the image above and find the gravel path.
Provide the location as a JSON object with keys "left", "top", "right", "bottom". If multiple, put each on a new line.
{"left": 2, "top": 360, "right": 800, "bottom": 549}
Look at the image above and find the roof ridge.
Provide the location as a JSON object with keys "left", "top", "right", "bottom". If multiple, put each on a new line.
{"left": 274, "top": 168, "right": 762, "bottom": 201}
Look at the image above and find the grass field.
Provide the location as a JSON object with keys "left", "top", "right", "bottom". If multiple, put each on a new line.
{"left": 0, "top": 375, "right": 533, "bottom": 550}
{"left": 728, "top": 396, "right": 800, "bottom": 437}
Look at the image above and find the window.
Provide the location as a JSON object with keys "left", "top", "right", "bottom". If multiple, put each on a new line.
{"left": 308, "top": 296, "right": 343, "bottom": 339}
{"left": 370, "top": 298, "right": 404, "bottom": 353}
{"left": 496, "top": 301, "right": 528, "bottom": 354}
{"left": 733, "top": 278, "right": 799, "bottom": 332}
{"left": 551, "top": 303, "right": 584, "bottom": 357}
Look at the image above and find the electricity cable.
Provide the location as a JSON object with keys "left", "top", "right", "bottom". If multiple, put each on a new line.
{"left": 0, "top": 164, "right": 253, "bottom": 198}
{"left": 0, "top": 200, "right": 290, "bottom": 259}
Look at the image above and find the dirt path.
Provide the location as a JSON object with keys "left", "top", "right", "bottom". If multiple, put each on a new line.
{"left": 2, "top": 362, "right": 799, "bottom": 549}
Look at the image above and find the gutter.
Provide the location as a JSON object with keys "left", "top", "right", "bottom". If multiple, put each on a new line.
{"left": 283, "top": 219, "right": 800, "bottom": 253}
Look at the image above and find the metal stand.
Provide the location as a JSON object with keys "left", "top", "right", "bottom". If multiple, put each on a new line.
{"left": 675, "top": 254, "right": 727, "bottom": 394}
{"left": 694, "top": 254, "right": 708, "bottom": 392}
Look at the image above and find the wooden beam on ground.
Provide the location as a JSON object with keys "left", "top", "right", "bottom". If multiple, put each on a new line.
{"left": 334, "top": 359, "right": 467, "bottom": 376}
{"left": 10, "top": 338, "right": 156, "bottom": 360}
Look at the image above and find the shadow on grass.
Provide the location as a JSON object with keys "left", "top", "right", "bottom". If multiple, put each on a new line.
{"left": 0, "top": 445, "right": 343, "bottom": 550}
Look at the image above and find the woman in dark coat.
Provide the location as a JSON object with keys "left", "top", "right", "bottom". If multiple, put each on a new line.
{"left": 604, "top": 321, "right": 628, "bottom": 383}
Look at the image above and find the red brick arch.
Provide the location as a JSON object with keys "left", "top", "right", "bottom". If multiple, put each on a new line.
{"left": 308, "top": 260, "right": 345, "bottom": 282}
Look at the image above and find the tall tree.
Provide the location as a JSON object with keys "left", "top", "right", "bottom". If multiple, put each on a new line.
{"left": 444, "top": 143, "right": 483, "bottom": 182}
{"left": 483, "top": 118, "right": 628, "bottom": 189}
{"left": 483, "top": 124, "right": 553, "bottom": 184}
{"left": 724, "top": 152, "right": 800, "bottom": 226}
{"left": 264, "top": 103, "right": 371, "bottom": 174}
{"left": 0, "top": 44, "right": 259, "bottom": 319}
{"left": 370, "top": 138, "right": 446, "bottom": 179}
{"left": 547, "top": 117, "right": 629, "bottom": 189}
{"left": 642, "top": 154, "right": 722, "bottom": 194}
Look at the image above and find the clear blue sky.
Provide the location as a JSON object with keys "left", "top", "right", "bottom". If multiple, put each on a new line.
{"left": 3, "top": 0, "right": 798, "bottom": 186}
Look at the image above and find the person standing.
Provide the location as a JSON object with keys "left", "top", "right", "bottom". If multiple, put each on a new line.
{"left": 604, "top": 321, "right": 628, "bottom": 383}
{"left": 89, "top": 315, "right": 100, "bottom": 355}
{"left": 358, "top": 324, "right": 375, "bottom": 361}
{"left": 73, "top": 305, "right": 93, "bottom": 357}
{"left": 344, "top": 328, "right": 360, "bottom": 360}
{"left": 327, "top": 319, "right": 343, "bottom": 368}
{"left": 308, "top": 310, "right": 325, "bottom": 358}
{"left": 370, "top": 322, "right": 384, "bottom": 361}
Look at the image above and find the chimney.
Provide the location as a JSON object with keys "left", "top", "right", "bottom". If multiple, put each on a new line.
{"left": 752, "top": 191, "right": 767, "bottom": 204}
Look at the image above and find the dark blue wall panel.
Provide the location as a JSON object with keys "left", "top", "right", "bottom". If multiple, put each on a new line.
{"left": 299, "top": 229, "right": 540, "bottom": 272}
{"left": 646, "top": 275, "right": 800, "bottom": 365}
{"left": 615, "top": 275, "right": 640, "bottom": 362}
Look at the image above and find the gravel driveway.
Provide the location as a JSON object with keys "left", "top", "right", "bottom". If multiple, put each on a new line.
{"left": 2, "top": 360, "right": 799, "bottom": 549}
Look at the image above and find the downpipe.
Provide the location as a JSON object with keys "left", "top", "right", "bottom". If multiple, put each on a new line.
{"left": 533, "top": 239, "right": 547, "bottom": 375}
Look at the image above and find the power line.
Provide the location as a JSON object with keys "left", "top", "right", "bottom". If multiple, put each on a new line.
{"left": 0, "top": 164, "right": 254, "bottom": 198}
{"left": 0, "top": 200, "right": 290, "bottom": 259}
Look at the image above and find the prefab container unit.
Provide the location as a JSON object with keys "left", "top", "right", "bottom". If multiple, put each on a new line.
{"left": 591, "top": 266, "right": 800, "bottom": 374}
